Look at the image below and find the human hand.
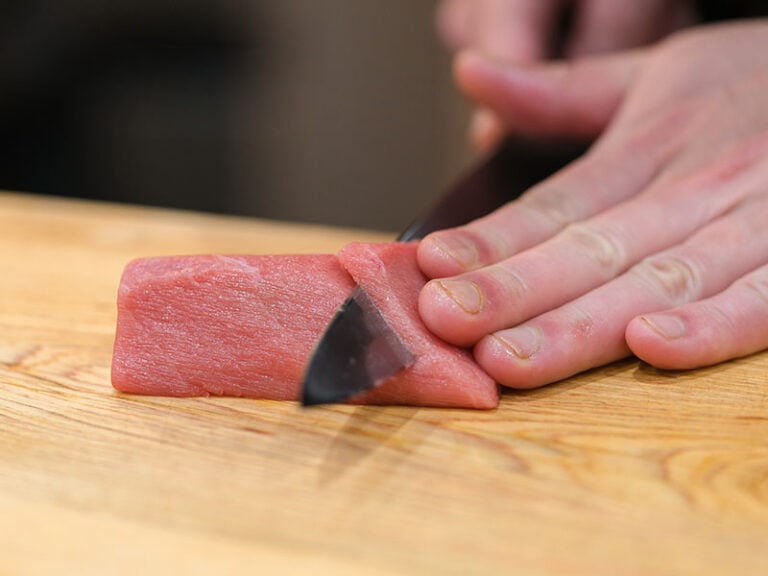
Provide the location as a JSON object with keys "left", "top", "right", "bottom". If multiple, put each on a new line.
{"left": 437, "top": 0, "right": 696, "bottom": 149}
{"left": 417, "top": 21, "right": 768, "bottom": 388}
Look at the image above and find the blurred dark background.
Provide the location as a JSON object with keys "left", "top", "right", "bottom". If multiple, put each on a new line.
{"left": 0, "top": 1, "right": 765, "bottom": 230}
{"left": 0, "top": 1, "right": 468, "bottom": 230}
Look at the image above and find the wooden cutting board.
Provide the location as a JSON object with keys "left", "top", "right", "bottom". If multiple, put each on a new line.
{"left": 1, "top": 191, "right": 767, "bottom": 576}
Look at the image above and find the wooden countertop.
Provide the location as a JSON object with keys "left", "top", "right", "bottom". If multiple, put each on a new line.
{"left": 1, "top": 191, "right": 767, "bottom": 575}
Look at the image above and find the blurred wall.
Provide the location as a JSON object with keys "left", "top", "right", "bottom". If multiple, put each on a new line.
{"left": 0, "top": 1, "right": 470, "bottom": 231}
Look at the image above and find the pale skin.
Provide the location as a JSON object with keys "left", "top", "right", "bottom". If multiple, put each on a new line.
{"left": 418, "top": 20, "right": 768, "bottom": 389}
{"left": 436, "top": 0, "right": 697, "bottom": 148}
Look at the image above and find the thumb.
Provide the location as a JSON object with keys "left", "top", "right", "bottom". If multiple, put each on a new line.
{"left": 454, "top": 49, "right": 645, "bottom": 139}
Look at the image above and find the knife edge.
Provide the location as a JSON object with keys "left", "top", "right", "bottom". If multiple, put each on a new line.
{"left": 301, "top": 286, "right": 414, "bottom": 406}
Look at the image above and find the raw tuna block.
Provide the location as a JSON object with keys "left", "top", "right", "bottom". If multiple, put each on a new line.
{"left": 111, "top": 254, "right": 354, "bottom": 400}
{"left": 111, "top": 244, "right": 499, "bottom": 408}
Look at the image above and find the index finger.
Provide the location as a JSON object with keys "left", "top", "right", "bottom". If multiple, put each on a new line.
{"left": 417, "top": 131, "right": 667, "bottom": 279}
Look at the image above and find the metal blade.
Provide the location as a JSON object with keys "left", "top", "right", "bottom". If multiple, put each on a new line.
{"left": 301, "top": 287, "right": 414, "bottom": 405}
{"left": 301, "top": 138, "right": 586, "bottom": 406}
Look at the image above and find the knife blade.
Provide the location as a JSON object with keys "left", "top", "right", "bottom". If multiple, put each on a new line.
{"left": 301, "top": 138, "right": 585, "bottom": 406}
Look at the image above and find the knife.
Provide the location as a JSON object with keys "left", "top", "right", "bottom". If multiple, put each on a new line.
{"left": 301, "top": 138, "right": 585, "bottom": 406}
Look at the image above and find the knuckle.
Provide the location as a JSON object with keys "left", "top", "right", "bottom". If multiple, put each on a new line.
{"left": 633, "top": 255, "right": 701, "bottom": 305}
{"left": 563, "top": 223, "right": 626, "bottom": 277}
{"left": 564, "top": 304, "right": 596, "bottom": 340}
{"left": 486, "top": 263, "right": 528, "bottom": 302}
{"left": 520, "top": 182, "right": 583, "bottom": 232}
{"left": 458, "top": 226, "right": 512, "bottom": 267}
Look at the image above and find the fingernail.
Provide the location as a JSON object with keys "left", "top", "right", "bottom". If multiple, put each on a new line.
{"left": 493, "top": 326, "right": 541, "bottom": 360}
{"left": 641, "top": 314, "right": 686, "bottom": 340}
{"left": 430, "top": 235, "right": 479, "bottom": 270}
{"left": 434, "top": 279, "right": 484, "bottom": 315}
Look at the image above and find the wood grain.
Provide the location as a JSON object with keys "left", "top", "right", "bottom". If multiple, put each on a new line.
{"left": 1, "top": 191, "right": 767, "bottom": 575}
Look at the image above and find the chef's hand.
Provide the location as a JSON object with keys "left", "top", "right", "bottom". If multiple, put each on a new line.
{"left": 417, "top": 21, "right": 768, "bottom": 389}
{"left": 437, "top": 0, "right": 696, "bottom": 149}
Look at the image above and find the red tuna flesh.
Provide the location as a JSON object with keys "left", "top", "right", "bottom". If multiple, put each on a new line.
{"left": 340, "top": 243, "right": 498, "bottom": 409}
{"left": 111, "top": 254, "right": 353, "bottom": 400}
{"left": 111, "top": 245, "right": 499, "bottom": 409}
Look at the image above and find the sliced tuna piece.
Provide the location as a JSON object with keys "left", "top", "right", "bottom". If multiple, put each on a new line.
{"left": 339, "top": 242, "right": 498, "bottom": 409}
